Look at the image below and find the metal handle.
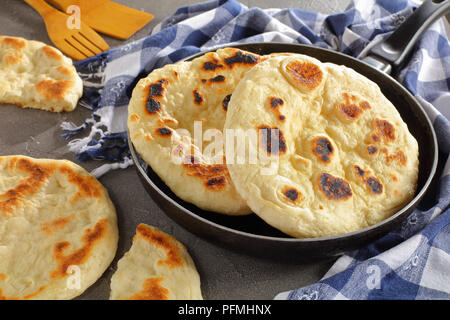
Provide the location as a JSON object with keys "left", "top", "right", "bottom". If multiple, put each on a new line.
{"left": 364, "top": 0, "right": 450, "bottom": 75}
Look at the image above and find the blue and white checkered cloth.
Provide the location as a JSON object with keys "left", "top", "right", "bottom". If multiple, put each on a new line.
{"left": 62, "top": 0, "right": 450, "bottom": 299}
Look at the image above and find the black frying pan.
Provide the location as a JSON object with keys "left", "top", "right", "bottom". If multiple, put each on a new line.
{"left": 129, "top": 0, "right": 448, "bottom": 260}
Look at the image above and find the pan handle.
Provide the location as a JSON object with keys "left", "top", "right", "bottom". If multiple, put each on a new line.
{"left": 362, "top": 0, "right": 450, "bottom": 75}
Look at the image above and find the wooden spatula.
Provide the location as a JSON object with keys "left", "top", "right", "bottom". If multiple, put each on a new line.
{"left": 46, "top": 0, "right": 154, "bottom": 40}
{"left": 25, "top": 0, "right": 110, "bottom": 60}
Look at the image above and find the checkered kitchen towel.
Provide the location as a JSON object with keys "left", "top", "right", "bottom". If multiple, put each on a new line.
{"left": 62, "top": 0, "right": 450, "bottom": 299}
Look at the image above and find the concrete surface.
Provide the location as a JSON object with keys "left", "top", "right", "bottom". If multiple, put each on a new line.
{"left": 1, "top": 0, "right": 352, "bottom": 300}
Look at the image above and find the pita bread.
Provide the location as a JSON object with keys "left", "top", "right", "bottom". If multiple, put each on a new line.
{"left": 0, "top": 155, "right": 118, "bottom": 299}
{"left": 224, "top": 54, "right": 419, "bottom": 238}
{"left": 0, "top": 36, "right": 82, "bottom": 112}
{"left": 110, "top": 224, "right": 202, "bottom": 300}
{"left": 127, "top": 48, "right": 265, "bottom": 215}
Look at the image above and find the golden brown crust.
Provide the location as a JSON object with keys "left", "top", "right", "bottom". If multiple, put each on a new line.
{"left": 42, "top": 45, "right": 62, "bottom": 60}
{"left": 110, "top": 224, "right": 202, "bottom": 300}
{"left": 135, "top": 224, "right": 183, "bottom": 269}
{"left": 127, "top": 278, "right": 169, "bottom": 300}
{"left": 182, "top": 156, "right": 229, "bottom": 192}
{"left": 41, "top": 214, "right": 74, "bottom": 236}
{"left": 382, "top": 149, "right": 407, "bottom": 166}
{"left": 285, "top": 60, "right": 323, "bottom": 90}
{"left": 373, "top": 119, "right": 396, "bottom": 142}
{"left": 336, "top": 93, "right": 371, "bottom": 121}
{"left": 57, "top": 65, "right": 72, "bottom": 76}
{"left": 35, "top": 79, "right": 74, "bottom": 101}
{"left": 0, "top": 157, "right": 54, "bottom": 216}
{"left": 2, "top": 36, "right": 26, "bottom": 49}
{"left": 50, "top": 219, "right": 108, "bottom": 279}
{"left": 4, "top": 52, "right": 22, "bottom": 65}
{"left": 59, "top": 165, "right": 102, "bottom": 203}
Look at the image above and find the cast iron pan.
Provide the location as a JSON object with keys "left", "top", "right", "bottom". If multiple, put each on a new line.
{"left": 129, "top": 0, "right": 448, "bottom": 260}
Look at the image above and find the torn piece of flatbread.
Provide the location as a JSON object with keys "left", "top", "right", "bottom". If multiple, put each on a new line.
{"left": 0, "top": 36, "right": 82, "bottom": 112}
{"left": 110, "top": 224, "right": 202, "bottom": 300}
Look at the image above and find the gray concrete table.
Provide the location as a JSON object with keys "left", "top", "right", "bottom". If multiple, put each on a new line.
{"left": 0, "top": 0, "right": 350, "bottom": 300}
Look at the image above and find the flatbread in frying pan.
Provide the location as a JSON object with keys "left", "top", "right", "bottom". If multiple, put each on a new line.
{"left": 224, "top": 54, "right": 419, "bottom": 238}
{"left": 127, "top": 48, "right": 264, "bottom": 215}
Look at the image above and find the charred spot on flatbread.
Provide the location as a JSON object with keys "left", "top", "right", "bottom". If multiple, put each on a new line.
{"left": 155, "top": 127, "right": 172, "bottom": 137}
{"left": 366, "top": 177, "right": 383, "bottom": 194}
{"left": 354, "top": 165, "right": 365, "bottom": 177}
{"left": 312, "top": 136, "right": 334, "bottom": 163}
{"left": 145, "top": 79, "right": 168, "bottom": 115}
{"left": 268, "top": 97, "right": 286, "bottom": 121}
{"left": 224, "top": 50, "right": 259, "bottom": 68}
{"left": 360, "top": 101, "right": 371, "bottom": 110}
{"left": 282, "top": 186, "right": 302, "bottom": 203}
{"left": 319, "top": 173, "right": 352, "bottom": 201}
{"left": 353, "top": 165, "right": 383, "bottom": 195}
{"left": 209, "top": 75, "right": 225, "bottom": 83}
{"left": 285, "top": 60, "right": 323, "bottom": 90}
{"left": 193, "top": 90, "right": 204, "bottom": 105}
{"left": 336, "top": 93, "right": 371, "bottom": 121}
{"left": 367, "top": 145, "right": 378, "bottom": 155}
{"left": 373, "top": 119, "right": 395, "bottom": 142}
{"left": 222, "top": 94, "right": 231, "bottom": 111}
{"left": 258, "top": 125, "right": 287, "bottom": 156}
{"left": 149, "top": 79, "right": 168, "bottom": 97}
{"left": 202, "top": 58, "right": 224, "bottom": 71}
{"left": 182, "top": 156, "right": 229, "bottom": 191}
{"left": 145, "top": 98, "right": 160, "bottom": 114}
{"left": 206, "top": 176, "right": 227, "bottom": 190}
{"left": 382, "top": 149, "right": 407, "bottom": 166}
{"left": 339, "top": 102, "right": 362, "bottom": 121}
{"left": 269, "top": 97, "right": 284, "bottom": 108}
